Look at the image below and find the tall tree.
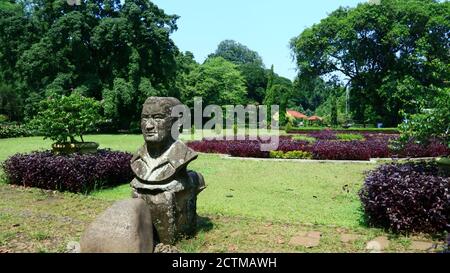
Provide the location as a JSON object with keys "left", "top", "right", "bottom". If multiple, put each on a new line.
{"left": 183, "top": 57, "right": 247, "bottom": 106}
{"left": 1, "top": 0, "right": 180, "bottom": 127}
{"left": 208, "top": 40, "right": 264, "bottom": 67}
{"left": 238, "top": 63, "right": 267, "bottom": 104}
{"left": 173, "top": 51, "right": 199, "bottom": 101}
{"left": 291, "top": 76, "right": 333, "bottom": 112}
{"left": 264, "top": 84, "right": 289, "bottom": 126}
{"left": 290, "top": 0, "right": 450, "bottom": 126}
{"left": 266, "top": 65, "right": 275, "bottom": 93}
{"left": 209, "top": 40, "right": 267, "bottom": 104}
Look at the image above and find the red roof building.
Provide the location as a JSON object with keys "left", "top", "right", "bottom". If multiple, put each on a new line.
{"left": 286, "top": 110, "right": 308, "bottom": 120}
{"left": 307, "top": 115, "right": 324, "bottom": 121}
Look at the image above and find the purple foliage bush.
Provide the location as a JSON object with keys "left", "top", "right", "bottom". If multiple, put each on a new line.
{"left": 2, "top": 149, "right": 133, "bottom": 193}
{"left": 311, "top": 141, "right": 372, "bottom": 160}
{"left": 395, "top": 139, "right": 450, "bottom": 158}
{"left": 308, "top": 129, "right": 337, "bottom": 140}
{"left": 359, "top": 162, "right": 449, "bottom": 233}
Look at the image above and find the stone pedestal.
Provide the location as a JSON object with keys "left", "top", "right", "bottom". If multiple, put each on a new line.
{"left": 132, "top": 171, "right": 205, "bottom": 245}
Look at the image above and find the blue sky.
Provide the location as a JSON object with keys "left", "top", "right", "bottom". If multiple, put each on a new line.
{"left": 151, "top": 0, "right": 366, "bottom": 80}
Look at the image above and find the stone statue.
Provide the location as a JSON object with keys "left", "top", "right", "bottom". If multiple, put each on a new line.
{"left": 131, "top": 97, "right": 206, "bottom": 245}
{"left": 80, "top": 97, "right": 205, "bottom": 252}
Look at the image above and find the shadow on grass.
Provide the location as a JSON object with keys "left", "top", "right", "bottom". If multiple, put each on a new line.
{"left": 197, "top": 215, "right": 214, "bottom": 233}
{"left": 357, "top": 206, "right": 448, "bottom": 248}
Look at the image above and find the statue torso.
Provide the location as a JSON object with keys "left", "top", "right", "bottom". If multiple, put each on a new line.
{"left": 130, "top": 140, "right": 198, "bottom": 185}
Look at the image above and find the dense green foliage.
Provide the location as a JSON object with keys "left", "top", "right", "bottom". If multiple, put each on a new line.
{"left": 208, "top": 40, "right": 264, "bottom": 68}
{"left": 0, "top": 0, "right": 295, "bottom": 127}
{"left": 182, "top": 57, "right": 247, "bottom": 106}
{"left": 30, "top": 93, "right": 103, "bottom": 143}
{"left": 0, "top": 0, "right": 179, "bottom": 130}
{"left": 399, "top": 87, "right": 450, "bottom": 148}
{"left": 207, "top": 40, "right": 293, "bottom": 108}
{"left": 1, "top": 0, "right": 447, "bottom": 131}
{"left": 0, "top": 123, "right": 34, "bottom": 139}
{"left": 290, "top": 0, "right": 450, "bottom": 127}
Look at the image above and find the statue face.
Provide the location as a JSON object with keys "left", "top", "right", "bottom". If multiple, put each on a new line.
{"left": 141, "top": 103, "right": 174, "bottom": 144}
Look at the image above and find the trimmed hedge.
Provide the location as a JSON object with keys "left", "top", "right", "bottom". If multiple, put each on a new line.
{"left": 287, "top": 127, "right": 400, "bottom": 134}
{"left": 270, "top": 150, "right": 313, "bottom": 159}
{"left": 336, "top": 133, "right": 365, "bottom": 141}
{"left": 2, "top": 149, "right": 133, "bottom": 193}
{"left": 359, "top": 162, "right": 449, "bottom": 233}
{"left": 0, "top": 124, "right": 35, "bottom": 139}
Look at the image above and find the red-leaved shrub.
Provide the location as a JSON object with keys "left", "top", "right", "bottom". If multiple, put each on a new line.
{"left": 359, "top": 162, "right": 449, "bottom": 233}
{"left": 2, "top": 150, "right": 133, "bottom": 193}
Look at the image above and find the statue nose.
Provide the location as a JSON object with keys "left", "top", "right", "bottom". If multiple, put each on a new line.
{"left": 145, "top": 120, "right": 155, "bottom": 130}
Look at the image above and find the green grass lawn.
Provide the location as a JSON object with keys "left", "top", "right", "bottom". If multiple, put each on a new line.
{"left": 93, "top": 154, "right": 373, "bottom": 228}
{"left": 2, "top": 135, "right": 373, "bottom": 227}
{"left": 0, "top": 135, "right": 445, "bottom": 253}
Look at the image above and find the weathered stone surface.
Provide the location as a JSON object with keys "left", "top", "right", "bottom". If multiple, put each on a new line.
{"left": 129, "top": 97, "right": 206, "bottom": 245}
{"left": 410, "top": 241, "right": 434, "bottom": 251}
{"left": 340, "top": 234, "right": 362, "bottom": 243}
{"left": 289, "top": 231, "right": 321, "bottom": 248}
{"left": 366, "top": 241, "right": 382, "bottom": 253}
{"left": 80, "top": 198, "right": 153, "bottom": 253}
{"left": 366, "top": 236, "right": 389, "bottom": 253}
{"left": 307, "top": 231, "right": 322, "bottom": 239}
{"left": 66, "top": 241, "right": 80, "bottom": 253}
{"left": 154, "top": 243, "right": 180, "bottom": 253}
{"left": 133, "top": 171, "right": 204, "bottom": 245}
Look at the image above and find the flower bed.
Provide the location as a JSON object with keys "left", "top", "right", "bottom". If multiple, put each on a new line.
{"left": 287, "top": 127, "right": 400, "bottom": 134}
{"left": 2, "top": 149, "right": 133, "bottom": 193}
{"left": 187, "top": 133, "right": 450, "bottom": 161}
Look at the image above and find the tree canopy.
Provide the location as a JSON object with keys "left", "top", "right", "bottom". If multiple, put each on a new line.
{"left": 208, "top": 39, "right": 264, "bottom": 67}
{"left": 290, "top": 0, "right": 449, "bottom": 126}
{"left": 182, "top": 57, "right": 247, "bottom": 107}
{"left": 0, "top": 0, "right": 180, "bottom": 129}
{"left": 208, "top": 40, "right": 271, "bottom": 104}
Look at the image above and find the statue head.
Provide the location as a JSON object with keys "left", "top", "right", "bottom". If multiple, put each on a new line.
{"left": 141, "top": 97, "right": 182, "bottom": 145}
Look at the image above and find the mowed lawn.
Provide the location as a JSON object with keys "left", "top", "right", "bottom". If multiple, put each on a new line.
{"left": 1, "top": 135, "right": 375, "bottom": 228}
{"left": 2, "top": 135, "right": 446, "bottom": 253}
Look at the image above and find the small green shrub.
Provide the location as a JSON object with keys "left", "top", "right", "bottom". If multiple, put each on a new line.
{"left": 284, "top": 150, "right": 313, "bottom": 159}
{"left": 285, "top": 121, "right": 293, "bottom": 134}
{"left": 292, "top": 135, "right": 316, "bottom": 143}
{"left": 30, "top": 92, "right": 103, "bottom": 143}
{"left": 336, "top": 133, "right": 365, "bottom": 141}
{"left": 269, "top": 150, "right": 313, "bottom": 159}
{"left": 269, "top": 150, "right": 284, "bottom": 159}
{"left": 398, "top": 87, "right": 449, "bottom": 148}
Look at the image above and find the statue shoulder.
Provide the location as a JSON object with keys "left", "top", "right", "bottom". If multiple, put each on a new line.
{"left": 131, "top": 144, "right": 147, "bottom": 163}
{"left": 168, "top": 141, "right": 198, "bottom": 167}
